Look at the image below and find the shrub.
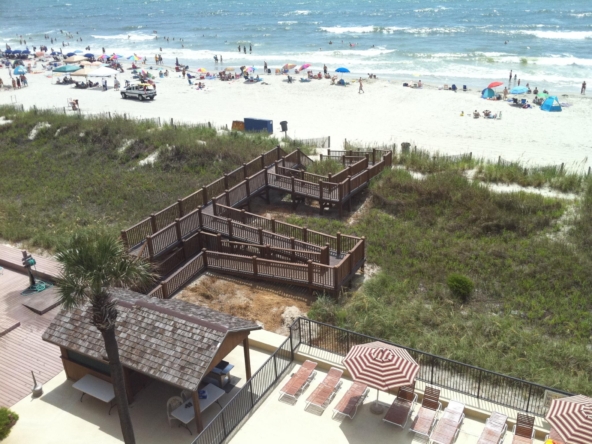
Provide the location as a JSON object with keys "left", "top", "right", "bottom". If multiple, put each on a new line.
{"left": 308, "top": 294, "right": 338, "bottom": 324}
{"left": 0, "top": 407, "right": 19, "bottom": 440}
{"left": 447, "top": 273, "right": 474, "bottom": 302}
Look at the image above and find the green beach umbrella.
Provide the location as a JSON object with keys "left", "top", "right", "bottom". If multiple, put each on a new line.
{"left": 53, "top": 65, "right": 82, "bottom": 73}
{"left": 537, "top": 92, "right": 549, "bottom": 99}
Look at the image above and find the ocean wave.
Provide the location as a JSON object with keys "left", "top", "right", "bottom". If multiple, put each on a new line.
{"left": 414, "top": 7, "right": 449, "bottom": 13}
{"left": 91, "top": 33, "right": 156, "bottom": 42}
{"left": 569, "top": 12, "right": 592, "bottom": 18}
{"left": 284, "top": 10, "right": 311, "bottom": 16}
{"left": 404, "top": 27, "right": 466, "bottom": 34}
{"left": 278, "top": 21, "right": 298, "bottom": 25}
{"left": 521, "top": 30, "right": 592, "bottom": 40}
{"left": 320, "top": 26, "right": 376, "bottom": 34}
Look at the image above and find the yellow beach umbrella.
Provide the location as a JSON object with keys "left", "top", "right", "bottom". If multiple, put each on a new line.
{"left": 225, "top": 67, "right": 235, "bottom": 71}
{"left": 197, "top": 68, "right": 207, "bottom": 73}
{"left": 283, "top": 63, "right": 296, "bottom": 70}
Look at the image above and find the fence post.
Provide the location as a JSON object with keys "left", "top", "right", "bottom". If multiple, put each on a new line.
{"left": 260, "top": 154, "right": 265, "bottom": 170}
{"left": 273, "top": 354, "right": 278, "bottom": 380}
{"left": 291, "top": 176, "right": 295, "bottom": 201}
{"left": 216, "top": 234, "right": 222, "bottom": 251}
{"left": 336, "top": 232, "right": 342, "bottom": 256}
{"left": 241, "top": 209, "right": 246, "bottom": 224}
{"left": 525, "top": 383, "right": 533, "bottom": 413}
{"left": 120, "top": 230, "right": 129, "bottom": 249}
{"left": 328, "top": 136, "right": 331, "bottom": 148}
{"left": 308, "top": 260, "right": 313, "bottom": 285}
{"left": 271, "top": 218, "right": 276, "bottom": 233}
{"left": 308, "top": 319, "right": 312, "bottom": 345}
{"left": 223, "top": 174, "right": 229, "bottom": 190}
{"left": 324, "top": 243, "right": 331, "bottom": 265}
{"left": 243, "top": 163, "right": 248, "bottom": 179}
{"left": 361, "top": 236, "right": 366, "bottom": 272}
{"left": 333, "top": 266, "right": 339, "bottom": 292}
{"left": 476, "top": 371, "right": 482, "bottom": 400}
{"left": 197, "top": 206, "right": 203, "bottom": 228}
{"left": 201, "top": 187, "right": 208, "bottom": 204}
{"left": 265, "top": 244, "right": 271, "bottom": 260}
{"left": 282, "top": 156, "right": 286, "bottom": 168}
{"left": 290, "top": 237, "right": 296, "bottom": 262}
{"left": 147, "top": 235, "right": 155, "bottom": 258}
{"left": 202, "top": 248, "right": 208, "bottom": 267}
{"left": 162, "top": 282, "right": 169, "bottom": 299}
{"left": 327, "top": 173, "right": 332, "bottom": 183}
{"left": 225, "top": 190, "right": 230, "bottom": 207}
{"left": 258, "top": 227, "right": 264, "bottom": 245}
{"left": 342, "top": 155, "right": 346, "bottom": 167}
{"left": 227, "top": 218, "right": 234, "bottom": 239}
{"left": 212, "top": 197, "right": 218, "bottom": 216}
{"left": 245, "top": 177, "right": 251, "bottom": 198}
{"left": 289, "top": 324, "right": 294, "bottom": 361}
{"left": 150, "top": 214, "right": 158, "bottom": 233}
{"left": 276, "top": 145, "right": 281, "bottom": 160}
{"left": 177, "top": 199, "right": 184, "bottom": 218}
{"left": 302, "top": 227, "right": 308, "bottom": 242}
{"left": 347, "top": 175, "right": 352, "bottom": 196}
{"left": 372, "top": 148, "right": 376, "bottom": 164}
{"left": 319, "top": 180, "right": 324, "bottom": 215}
{"left": 175, "top": 218, "right": 182, "bottom": 241}
{"left": 252, "top": 256, "right": 258, "bottom": 277}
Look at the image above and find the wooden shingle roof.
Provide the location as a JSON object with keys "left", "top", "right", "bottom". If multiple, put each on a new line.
{"left": 42, "top": 289, "right": 260, "bottom": 391}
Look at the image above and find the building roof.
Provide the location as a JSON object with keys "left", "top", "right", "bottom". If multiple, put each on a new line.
{"left": 42, "top": 288, "right": 260, "bottom": 391}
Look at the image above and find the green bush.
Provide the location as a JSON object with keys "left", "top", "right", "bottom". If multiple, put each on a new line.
{"left": 308, "top": 294, "right": 338, "bottom": 324}
{"left": 447, "top": 273, "right": 474, "bottom": 302}
{"left": 0, "top": 407, "right": 19, "bottom": 440}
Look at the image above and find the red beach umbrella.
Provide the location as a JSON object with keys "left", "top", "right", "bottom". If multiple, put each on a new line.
{"left": 546, "top": 395, "right": 592, "bottom": 444}
{"left": 343, "top": 341, "right": 419, "bottom": 412}
{"left": 488, "top": 81, "right": 504, "bottom": 88}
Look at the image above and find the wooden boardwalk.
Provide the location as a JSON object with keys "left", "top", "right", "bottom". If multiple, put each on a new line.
{"left": 0, "top": 244, "right": 62, "bottom": 282}
{"left": 0, "top": 248, "right": 63, "bottom": 407}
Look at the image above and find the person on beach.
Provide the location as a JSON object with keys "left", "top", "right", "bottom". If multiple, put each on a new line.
{"left": 517, "top": 79, "right": 520, "bottom": 86}
{"left": 220, "top": 55, "right": 223, "bottom": 63}
{"left": 264, "top": 61, "right": 267, "bottom": 72}
{"left": 514, "top": 74, "right": 517, "bottom": 82}
{"left": 238, "top": 45, "right": 241, "bottom": 52}
{"left": 358, "top": 77, "right": 364, "bottom": 94}
{"left": 249, "top": 44, "right": 252, "bottom": 53}
{"left": 582, "top": 81, "right": 587, "bottom": 94}
{"left": 323, "top": 64, "right": 327, "bottom": 75}
{"left": 503, "top": 87, "right": 508, "bottom": 99}
{"left": 16, "top": 77, "right": 21, "bottom": 89}
{"left": 509, "top": 70, "right": 512, "bottom": 82}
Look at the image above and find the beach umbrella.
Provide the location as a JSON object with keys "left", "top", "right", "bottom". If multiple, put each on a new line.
{"left": 80, "top": 60, "right": 92, "bottom": 66}
{"left": 13, "top": 66, "right": 26, "bottom": 75}
{"left": 510, "top": 86, "right": 528, "bottom": 94}
{"left": 488, "top": 81, "right": 503, "bottom": 88}
{"left": 546, "top": 395, "right": 592, "bottom": 444}
{"left": 300, "top": 63, "right": 311, "bottom": 70}
{"left": 283, "top": 63, "right": 296, "bottom": 70}
{"left": 343, "top": 341, "right": 419, "bottom": 413}
{"left": 64, "top": 55, "right": 87, "bottom": 64}
{"left": 110, "top": 54, "right": 123, "bottom": 59}
{"left": 127, "top": 54, "right": 141, "bottom": 61}
{"left": 90, "top": 61, "right": 103, "bottom": 66}
{"left": 245, "top": 66, "right": 255, "bottom": 72}
{"left": 50, "top": 51, "right": 59, "bottom": 56}
{"left": 4, "top": 49, "right": 12, "bottom": 54}
{"left": 35, "top": 51, "right": 45, "bottom": 57}
{"left": 22, "top": 49, "right": 30, "bottom": 54}
{"left": 335, "top": 67, "right": 350, "bottom": 73}
{"left": 196, "top": 68, "right": 207, "bottom": 73}
{"left": 12, "top": 49, "right": 22, "bottom": 54}
{"left": 52, "top": 64, "right": 82, "bottom": 73}
{"left": 84, "top": 53, "right": 94, "bottom": 58}
{"left": 66, "top": 52, "right": 76, "bottom": 57}
{"left": 88, "top": 66, "right": 118, "bottom": 77}
{"left": 71, "top": 66, "right": 95, "bottom": 77}
{"left": 225, "top": 67, "right": 235, "bottom": 71}
{"left": 537, "top": 92, "right": 549, "bottom": 99}
{"left": 73, "top": 50, "right": 82, "bottom": 54}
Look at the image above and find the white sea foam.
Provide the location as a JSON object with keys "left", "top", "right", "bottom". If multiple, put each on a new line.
{"left": 320, "top": 26, "right": 376, "bottom": 34}
{"left": 520, "top": 30, "right": 592, "bottom": 40}
{"left": 568, "top": 12, "right": 592, "bottom": 18}
{"left": 278, "top": 21, "right": 298, "bottom": 25}
{"left": 414, "top": 7, "right": 449, "bottom": 13}
{"left": 91, "top": 33, "right": 155, "bottom": 42}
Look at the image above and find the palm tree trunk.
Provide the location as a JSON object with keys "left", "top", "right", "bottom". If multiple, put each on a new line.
{"left": 101, "top": 327, "right": 136, "bottom": 444}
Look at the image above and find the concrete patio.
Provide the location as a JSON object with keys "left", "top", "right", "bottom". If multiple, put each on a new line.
{"left": 4, "top": 343, "right": 271, "bottom": 444}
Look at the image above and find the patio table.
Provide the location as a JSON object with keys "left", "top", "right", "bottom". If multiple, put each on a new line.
{"left": 72, "top": 374, "right": 116, "bottom": 414}
{"left": 171, "top": 383, "right": 226, "bottom": 434}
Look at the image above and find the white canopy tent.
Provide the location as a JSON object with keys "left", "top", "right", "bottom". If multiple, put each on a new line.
{"left": 88, "top": 66, "right": 118, "bottom": 77}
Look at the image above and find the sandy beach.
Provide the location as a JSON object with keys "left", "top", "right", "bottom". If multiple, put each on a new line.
{"left": 1, "top": 64, "right": 591, "bottom": 170}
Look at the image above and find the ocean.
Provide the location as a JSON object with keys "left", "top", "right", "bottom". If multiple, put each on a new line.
{"left": 1, "top": 0, "right": 590, "bottom": 91}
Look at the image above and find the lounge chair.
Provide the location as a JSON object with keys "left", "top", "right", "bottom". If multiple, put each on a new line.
{"left": 477, "top": 412, "right": 508, "bottom": 444}
{"left": 383, "top": 384, "right": 417, "bottom": 428}
{"left": 278, "top": 360, "right": 317, "bottom": 402}
{"left": 544, "top": 427, "right": 565, "bottom": 444}
{"left": 332, "top": 381, "right": 368, "bottom": 420}
{"left": 463, "top": 85, "right": 467, "bottom": 91}
{"left": 511, "top": 413, "right": 535, "bottom": 444}
{"left": 305, "top": 367, "right": 343, "bottom": 413}
{"left": 410, "top": 386, "right": 442, "bottom": 438}
{"left": 429, "top": 401, "right": 465, "bottom": 444}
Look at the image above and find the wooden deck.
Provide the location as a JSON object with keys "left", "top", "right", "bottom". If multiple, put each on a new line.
{"left": 0, "top": 244, "right": 62, "bottom": 282}
{"left": 0, "top": 248, "right": 64, "bottom": 407}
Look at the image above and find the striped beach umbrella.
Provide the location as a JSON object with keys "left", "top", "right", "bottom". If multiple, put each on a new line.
{"left": 344, "top": 341, "right": 419, "bottom": 391}
{"left": 546, "top": 395, "right": 592, "bottom": 444}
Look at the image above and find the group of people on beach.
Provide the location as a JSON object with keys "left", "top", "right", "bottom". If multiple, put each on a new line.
{"left": 238, "top": 44, "right": 252, "bottom": 54}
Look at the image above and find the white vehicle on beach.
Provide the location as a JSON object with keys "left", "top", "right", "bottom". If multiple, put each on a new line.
{"left": 120, "top": 84, "right": 156, "bottom": 101}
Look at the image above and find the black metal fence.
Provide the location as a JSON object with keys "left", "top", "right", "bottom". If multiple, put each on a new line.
{"left": 191, "top": 327, "right": 297, "bottom": 444}
{"left": 297, "top": 318, "right": 572, "bottom": 417}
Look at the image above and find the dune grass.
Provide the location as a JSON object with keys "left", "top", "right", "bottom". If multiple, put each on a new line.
{"left": 0, "top": 107, "right": 278, "bottom": 250}
{"left": 306, "top": 158, "right": 344, "bottom": 176}
{"left": 395, "top": 148, "right": 477, "bottom": 174}
{"left": 290, "top": 169, "right": 592, "bottom": 394}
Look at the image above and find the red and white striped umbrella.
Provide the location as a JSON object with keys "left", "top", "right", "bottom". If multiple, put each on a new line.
{"left": 546, "top": 395, "right": 592, "bottom": 444}
{"left": 343, "top": 341, "right": 419, "bottom": 391}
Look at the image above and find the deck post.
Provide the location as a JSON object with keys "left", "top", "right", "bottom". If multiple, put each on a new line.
{"left": 241, "top": 209, "right": 246, "bottom": 224}
{"left": 336, "top": 232, "right": 342, "bottom": 256}
{"left": 372, "top": 148, "right": 376, "bottom": 164}
{"left": 308, "top": 260, "right": 313, "bottom": 285}
{"left": 333, "top": 266, "right": 339, "bottom": 293}
{"left": 252, "top": 256, "right": 258, "bottom": 277}
{"left": 342, "top": 155, "right": 345, "bottom": 167}
{"left": 175, "top": 218, "right": 182, "bottom": 242}
{"left": 243, "top": 337, "right": 252, "bottom": 380}
{"left": 245, "top": 178, "right": 251, "bottom": 212}
{"left": 224, "top": 174, "right": 229, "bottom": 190}
{"left": 201, "top": 187, "right": 208, "bottom": 205}
{"left": 276, "top": 145, "right": 281, "bottom": 160}
{"left": 177, "top": 199, "right": 184, "bottom": 218}
{"left": 319, "top": 180, "right": 324, "bottom": 215}
{"left": 265, "top": 244, "right": 271, "bottom": 259}
{"left": 325, "top": 243, "right": 331, "bottom": 265}
{"left": 291, "top": 176, "right": 296, "bottom": 207}
{"left": 264, "top": 170, "right": 270, "bottom": 203}
{"left": 290, "top": 237, "right": 296, "bottom": 262}
{"left": 327, "top": 149, "right": 331, "bottom": 157}
{"left": 260, "top": 154, "right": 265, "bottom": 170}
{"left": 150, "top": 214, "right": 158, "bottom": 233}
{"left": 202, "top": 248, "right": 208, "bottom": 267}
{"left": 147, "top": 235, "right": 155, "bottom": 258}
{"left": 212, "top": 197, "right": 218, "bottom": 216}
{"left": 303, "top": 227, "right": 308, "bottom": 242}
{"left": 197, "top": 206, "right": 203, "bottom": 229}
{"left": 227, "top": 219, "right": 234, "bottom": 239}
{"left": 271, "top": 218, "right": 276, "bottom": 233}
{"left": 327, "top": 173, "right": 332, "bottom": 183}
{"left": 243, "top": 163, "right": 248, "bottom": 179}
{"left": 192, "top": 391, "right": 204, "bottom": 434}
{"left": 225, "top": 190, "right": 230, "bottom": 207}
{"left": 365, "top": 153, "right": 370, "bottom": 166}
{"left": 162, "top": 282, "right": 169, "bottom": 299}
{"left": 217, "top": 234, "right": 223, "bottom": 251}
{"left": 361, "top": 236, "right": 366, "bottom": 273}
{"left": 297, "top": 149, "right": 301, "bottom": 166}
{"left": 120, "top": 230, "right": 129, "bottom": 249}
{"left": 258, "top": 227, "right": 264, "bottom": 245}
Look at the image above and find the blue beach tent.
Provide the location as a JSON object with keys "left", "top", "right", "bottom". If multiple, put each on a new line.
{"left": 481, "top": 87, "right": 495, "bottom": 99}
{"left": 540, "top": 96, "right": 562, "bottom": 112}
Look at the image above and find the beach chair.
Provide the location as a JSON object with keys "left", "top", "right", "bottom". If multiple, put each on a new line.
{"left": 521, "top": 98, "right": 527, "bottom": 105}
{"left": 511, "top": 413, "right": 535, "bottom": 444}
{"left": 305, "top": 367, "right": 343, "bottom": 413}
{"left": 332, "top": 382, "right": 368, "bottom": 420}
{"left": 383, "top": 384, "right": 417, "bottom": 428}
{"left": 278, "top": 360, "right": 317, "bottom": 403}
{"left": 463, "top": 85, "right": 467, "bottom": 92}
{"left": 544, "top": 427, "right": 566, "bottom": 444}
{"left": 429, "top": 401, "right": 465, "bottom": 444}
{"left": 410, "top": 386, "right": 442, "bottom": 438}
{"left": 443, "top": 84, "right": 449, "bottom": 90}
{"left": 477, "top": 412, "right": 508, "bottom": 444}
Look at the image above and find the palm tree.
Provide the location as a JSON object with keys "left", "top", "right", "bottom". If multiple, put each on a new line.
{"left": 55, "top": 230, "right": 154, "bottom": 444}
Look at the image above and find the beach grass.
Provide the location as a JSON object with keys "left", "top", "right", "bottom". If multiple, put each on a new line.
{"left": 395, "top": 147, "right": 477, "bottom": 173}
{"left": 306, "top": 158, "right": 344, "bottom": 176}
{"left": 0, "top": 107, "right": 278, "bottom": 250}
{"left": 287, "top": 169, "right": 592, "bottom": 394}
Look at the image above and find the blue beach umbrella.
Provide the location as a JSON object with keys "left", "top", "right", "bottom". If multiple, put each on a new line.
{"left": 510, "top": 86, "right": 528, "bottom": 94}
{"left": 4, "top": 49, "right": 12, "bottom": 54}
{"left": 50, "top": 51, "right": 59, "bottom": 55}
{"left": 335, "top": 67, "right": 350, "bottom": 73}
{"left": 66, "top": 52, "right": 76, "bottom": 57}
{"left": 84, "top": 53, "right": 94, "bottom": 58}
{"left": 22, "top": 49, "right": 30, "bottom": 54}
{"left": 14, "top": 66, "right": 26, "bottom": 75}
{"left": 12, "top": 49, "right": 22, "bottom": 54}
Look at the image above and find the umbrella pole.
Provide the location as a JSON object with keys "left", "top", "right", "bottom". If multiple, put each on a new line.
{"left": 370, "top": 388, "right": 384, "bottom": 415}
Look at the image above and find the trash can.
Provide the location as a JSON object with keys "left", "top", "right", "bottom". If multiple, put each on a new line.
{"left": 280, "top": 121, "right": 288, "bottom": 132}
{"left": 401, "top": 142, "right": 411, "bottom": 154}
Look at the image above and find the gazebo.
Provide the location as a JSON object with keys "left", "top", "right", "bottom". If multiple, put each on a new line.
{"left": 43, "top": 288, "right": 261, "bottom": 433}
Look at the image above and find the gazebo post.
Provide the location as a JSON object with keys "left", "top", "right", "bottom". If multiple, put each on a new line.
{"left": 243, "top": 337, "right": 252, "bottom": 380}
{"left": 192, "top": 391, "right": 204, "bottom": 434}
